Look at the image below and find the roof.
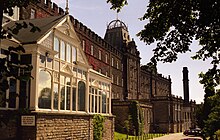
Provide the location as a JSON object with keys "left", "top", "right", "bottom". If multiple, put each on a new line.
{"left": 3, "top": 15, "right": 65, "bottom": 44}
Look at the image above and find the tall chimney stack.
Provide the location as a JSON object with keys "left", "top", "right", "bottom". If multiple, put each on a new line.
{"left": 183, "top": 67, "right": 189, "bottom": 103}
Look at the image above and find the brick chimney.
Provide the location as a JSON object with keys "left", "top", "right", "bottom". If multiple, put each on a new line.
{"left": 183, "top": 67, "right": 189, "bottom": 103}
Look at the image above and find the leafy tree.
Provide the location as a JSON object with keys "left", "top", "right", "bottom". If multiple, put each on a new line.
{"left": 0, "top": 1, "right": 38, "bottom": 106}
{"left": 107, "top": 0, "right": 220, "bottom": 138}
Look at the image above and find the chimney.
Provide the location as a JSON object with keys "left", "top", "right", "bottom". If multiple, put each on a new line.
{"left": 183, "top": 67, "right": 189, "bottom": 103}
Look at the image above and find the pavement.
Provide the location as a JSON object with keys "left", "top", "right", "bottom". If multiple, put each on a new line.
{"left": 151, "top": 133, "right": 203, "bottom": 140}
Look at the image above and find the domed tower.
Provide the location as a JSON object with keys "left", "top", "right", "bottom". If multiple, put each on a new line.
{"left": 104, "top": 19, "right": 130, "bottom": 49}
{"left": 104, "top": 19, "right": 141, "bottom": 100}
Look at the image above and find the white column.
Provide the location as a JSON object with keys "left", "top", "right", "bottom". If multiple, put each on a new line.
{"left": 29, "top": 53, "right": 39, "bottom": 110}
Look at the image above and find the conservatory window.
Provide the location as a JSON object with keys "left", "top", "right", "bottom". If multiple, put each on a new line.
{"left": 60, "top": 76, "right": 71, "bottom": 110}
{"left": 53, "top": 83, "right": 59, "bottom": 110}
{"left": 78, "top": 81, "right": 85, "bottom": 111}
{"left": 38, "top": 71, "right": 52, "bottom": 109}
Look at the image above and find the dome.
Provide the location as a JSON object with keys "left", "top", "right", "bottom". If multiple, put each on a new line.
{"left": 107, "top": 19, "right": 128, "bottom": 31}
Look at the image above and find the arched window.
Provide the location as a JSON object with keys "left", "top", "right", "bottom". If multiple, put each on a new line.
{"left": 38, "top": 71, "right": 52, "bottom": 109}
{"left": 78, "top": 81, "right": 85, "bottom": 111}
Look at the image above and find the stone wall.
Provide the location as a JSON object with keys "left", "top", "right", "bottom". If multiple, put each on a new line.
{"left": 0, "top": 111, "right": 114, "bottom": 140}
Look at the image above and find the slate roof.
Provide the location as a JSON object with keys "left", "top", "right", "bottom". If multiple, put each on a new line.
{"left": 3, "top": 15, "right": 65, "bottom": 44}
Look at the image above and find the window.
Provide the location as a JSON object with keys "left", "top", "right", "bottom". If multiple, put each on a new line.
{"left": 54, "top": 37, "right": 59, "bottom": 58}
{"left": 91, "top": 45, "right": 94, "bottom": 56}
{"left": 116, "top": 61, "right": 119, "bottom": 69}
{"left": 78, "top": 81, "right": 85, "bottom": 111}
{"left": 60, "top": 75, "right": 71, "bottom": 110}
{"left": 60, "top": 41, "right": 65, "bottom": 60}
{"left": 111, "top": 57, "right": 114, "bottom": 66}
{"left": 98, "top": 50, "right": 101, "bottom": 60}
{"left": 105, "top": 54, "right": 108, "bottom": 63}
{"left": 0, "top": 78, "right": 17, "bottom": 108}
{"left": 112, "top": 75, "right": 114, "bottom": 83}
{"left": 82, "top": 40, "right": 85, "bottom": 51}
{"left": 38, "top": 71, "right": 52, "bottom": 109}
{"left": 66, "top": 44, "right": 71, "bottom": 62}
{"left": 89, "top": 80, "right": 110, "bottom": 114}
{"left": 117, "top": 76, "right": 119, "bottom": 85}
{"left": 30, "top": 9, "right": 36, "bottom": 19}
{"left": 72, "top": 47, "right": 76, "bottom": 62}
{"left": 53, "top": 83, "right": 59, "bottom": 110}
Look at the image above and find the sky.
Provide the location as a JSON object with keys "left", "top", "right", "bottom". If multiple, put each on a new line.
{"left": 52, "top": 0, "right": 212, "bottom": 103}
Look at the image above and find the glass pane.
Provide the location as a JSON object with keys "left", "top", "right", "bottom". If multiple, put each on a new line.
{"left": 60, "top": 41, "right": 65, "bottom": 60}
{"left": 60, "top": 85, "right": 65, "bottom": 110}
{"left": 66, "top": 44, "right": 71, "bottom": 62}
{"left": 102, "top": 92, "right": 106, "bottom": 113}
{"left": 72, "top": 87, "right": 76, "bottom": 111}
{"left": 78, "top": 81, "right": 85, "bottom": 111}
{"left": 38, "top": 71, "right": 52, "bottom": 109}
{"left": 66, "top": 86, "right": 71, "bottom": 110}
{"left": 92, "top": 95, "right": 94, "bottom": 112}
{"left": 72, "top": 47, "right": 76, "bottom": 62}
{"left": 19, "top": 80, "right": 28, "bottom": 108}
{"left": 9, "top": 78, "right": 17, "bottom": 108}
{"left": 53, "top": 83, "right": 58, "bottom": 110}
{"left": 95, "top": 96, "right": 98, "bottom": 113}
{"left": 54, "top": 37, "right": 59, "bottom": 58}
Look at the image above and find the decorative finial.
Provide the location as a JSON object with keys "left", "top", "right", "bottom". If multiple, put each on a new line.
{"left": 116, "top": 12, "right": 119, "bottom": 20}
{"left": 65, "top": 0, "right": 69, "bottom": 14}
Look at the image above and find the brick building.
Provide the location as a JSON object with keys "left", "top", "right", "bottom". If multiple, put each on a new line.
{"left": 0, "top": 0, "right": 196, "bottom": 139}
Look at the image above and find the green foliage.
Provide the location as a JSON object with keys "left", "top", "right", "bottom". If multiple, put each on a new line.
{"left": 114, "top": 132, "right": 166, "bottom": 140}
{"left": 106, "top": 0, "right": 128, "bottom": 12}
{"left": 93, "top": 114, "right": 105, "bottom": 140}
{"left": 109, "top": 1, "right": 219, "bottom": 138}
{"left": 203, "top": 92, "right": 220, "bottom": 137}
{"left": 129, "top": 101, "right": 144, "bottom": 136}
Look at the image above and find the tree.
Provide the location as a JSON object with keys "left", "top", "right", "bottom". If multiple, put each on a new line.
{"left": 0, "top": 1, "right": 38, "bottom": 107}
{"left": 107, "top": 0, "right": 220, "bottom": 138}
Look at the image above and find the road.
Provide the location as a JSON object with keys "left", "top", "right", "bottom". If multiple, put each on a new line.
{"left": 152, "top": 133, "right": 202, "bottom": 140}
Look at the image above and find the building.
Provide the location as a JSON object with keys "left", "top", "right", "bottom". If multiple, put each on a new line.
{"left": 1, "top": 12, "right": 114, "bottom": 140}
{"left": 0, "top": 0, "right": 197, "bottom": 139}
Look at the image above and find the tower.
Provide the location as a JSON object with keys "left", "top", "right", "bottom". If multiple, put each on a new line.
{"left": 104, "top": 19, "right": 141, "bottom": 100}
{"left": 183, "top": 67, "right": 189, "bottom": 103}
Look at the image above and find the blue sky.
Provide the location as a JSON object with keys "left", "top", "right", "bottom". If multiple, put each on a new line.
{"left": 52, "top": 0, "right": 212, "bottom": 103}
